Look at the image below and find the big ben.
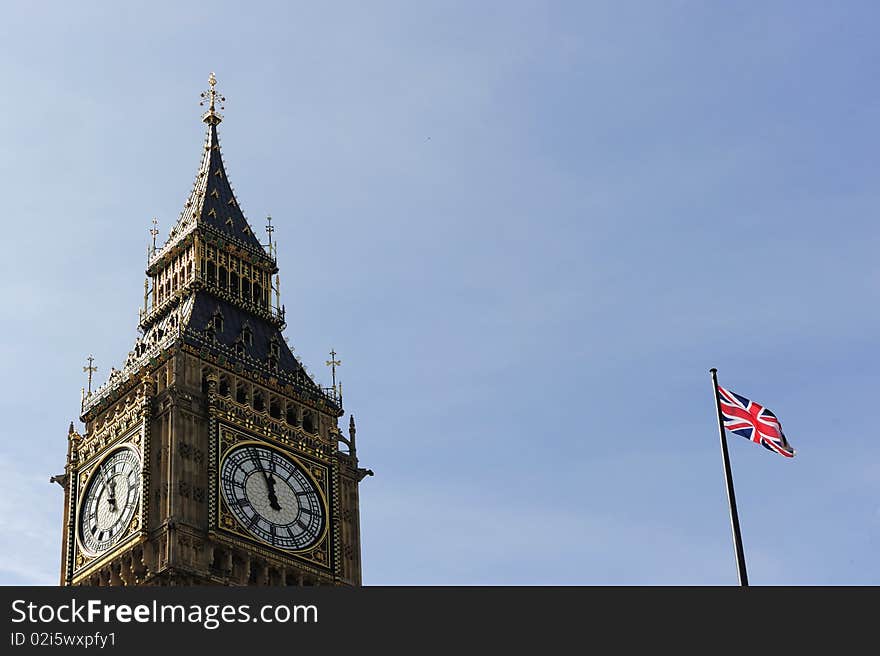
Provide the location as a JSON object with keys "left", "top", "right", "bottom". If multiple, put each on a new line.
{"left": 55, "top": 74, "right": 372, "bottom": 586}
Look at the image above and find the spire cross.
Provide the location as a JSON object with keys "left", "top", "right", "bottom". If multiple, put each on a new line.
{"left": 200, "top": 72, "right": 225, "bottom": 125}
{"left": 325, "top": 349, "right": 342, "bottom": 391}
{"left": 83, "top": 355, "right": 98, "bottom": 394}
{"left": 149, "top": 217, "right": 159, "bottom": 253}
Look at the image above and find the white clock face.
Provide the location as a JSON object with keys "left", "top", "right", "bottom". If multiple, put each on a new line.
{"left": 78, "top": 448, "right": 141, "bottom": 556}
{"left": 220, "top": 444, "right": 325, "bottom": 551}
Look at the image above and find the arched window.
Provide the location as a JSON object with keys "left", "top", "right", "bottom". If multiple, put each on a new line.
{"left": 230, "top": 272, "right": 239, "bottom": 296}
{"left": 269, "top": 397, "right": 281, "bottom": 419}
{"left": 254, "top": 283, "right": 262, "bottom": 306}
{"left": 303, "top": 410, "right": 315, "bottom": 434}
{"left": 286, "top": 405, "right": 299, "bottom": 426}
{"left": 218, "top": 266, "right": 228, "bottom": 290}
{"left": 253, "top": 391, "right": 265, "bottom": 413}
{"left": 219, "top": 375, "right": 230, "bottom": 397}
{"left": 241, "top": 325, "right": 253, "bottom": 346}
{"left": 235, "top": 382, "right": 247, "bottom": 405}
{"left": 207, "top": 260, "right": 216, "bottom": 283}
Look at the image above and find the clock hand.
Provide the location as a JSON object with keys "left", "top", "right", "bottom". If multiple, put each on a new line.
{"left": 101, "top": 467, "right": 117, "bottom": 510}
{"left": 266, "top": 475, "right": 282, "bottom": 511}
{"left": 249, "top": 448, "right": 282, "bottom": 511}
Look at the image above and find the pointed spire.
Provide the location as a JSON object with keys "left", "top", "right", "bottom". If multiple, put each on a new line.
{"left": 151, "top": 73, "right": 274, "bottom": 266}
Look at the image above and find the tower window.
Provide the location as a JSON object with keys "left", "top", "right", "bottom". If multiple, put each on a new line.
{"left": 219, "top": 375, "right": 230, "bottom": 397}
{"left": 218, "top": 266, "right": 228, "bottom": 290}
{"left": 241, "top": 325, "right": 253, "bottom": 346}
{"left": 230, "top": 272, "right": 239, "bottom": 296}
{"left": 303, "top": 410, "right": 315, "bottom": 434}
{"left": 253, "top": 391, "right": 265, "bottom": 413}
{"left": 269, "top": 397, "right": 281, "bottom": 419}
{"left": 235, "top": 382, "right": 247, "bottom": 404}
{"left": 286, "top": 405, "right": 299, "bottom": 426}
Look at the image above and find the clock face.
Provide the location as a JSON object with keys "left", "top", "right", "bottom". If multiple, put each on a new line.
{"left": 78, "top": 447, "right": 141, "bottom": 556}
{"left": 220, "top": 444, "right": 325, "bottom": 551}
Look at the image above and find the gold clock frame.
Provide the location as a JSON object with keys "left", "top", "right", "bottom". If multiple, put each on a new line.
{"left": 212, "top": 423, "right": 334, "bottom": 570}
{"left": 74, "top": 442, "right": 143, "bottom": 561}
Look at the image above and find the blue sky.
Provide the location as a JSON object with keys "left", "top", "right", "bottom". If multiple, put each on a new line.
{"left": 0, "top": 1, "right": 877, "bottom": 585}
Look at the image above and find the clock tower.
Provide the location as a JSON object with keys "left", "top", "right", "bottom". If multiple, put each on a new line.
{"left": 56, "top": 74, "right": 372, "bottom": 586}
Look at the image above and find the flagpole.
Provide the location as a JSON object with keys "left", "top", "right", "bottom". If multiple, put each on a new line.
{"left": 710, "top": 368, "right": 749, "bottom": 587}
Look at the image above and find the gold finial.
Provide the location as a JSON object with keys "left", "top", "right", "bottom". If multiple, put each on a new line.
{"left": 200, "top": 72, "right": 225, "bottom": 125}
{"left": 265, "top": 215, "right": 274, "bottom": 247}
{"left": 149, "top": 217, "right": 159, "bottom": 253}
{"left": 326, "top": 349, "right": 342, "bottom": 395}
{"left": 83, "top": 355, "right": 97, "bottom": 394}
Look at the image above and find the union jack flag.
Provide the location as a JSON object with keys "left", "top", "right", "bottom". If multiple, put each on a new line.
{"left": 717, "top": 386, "right": 795, "bottom": 458}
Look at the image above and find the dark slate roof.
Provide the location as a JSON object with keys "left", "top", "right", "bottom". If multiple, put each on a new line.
{"left": 155, "top": 122, "right": 270, "bottom": 263}
{"left": 82, "top": 290, "right": 339, "bottom": 420}
{"left": 183, "top": 292, "right": 329, "bottom": 402}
